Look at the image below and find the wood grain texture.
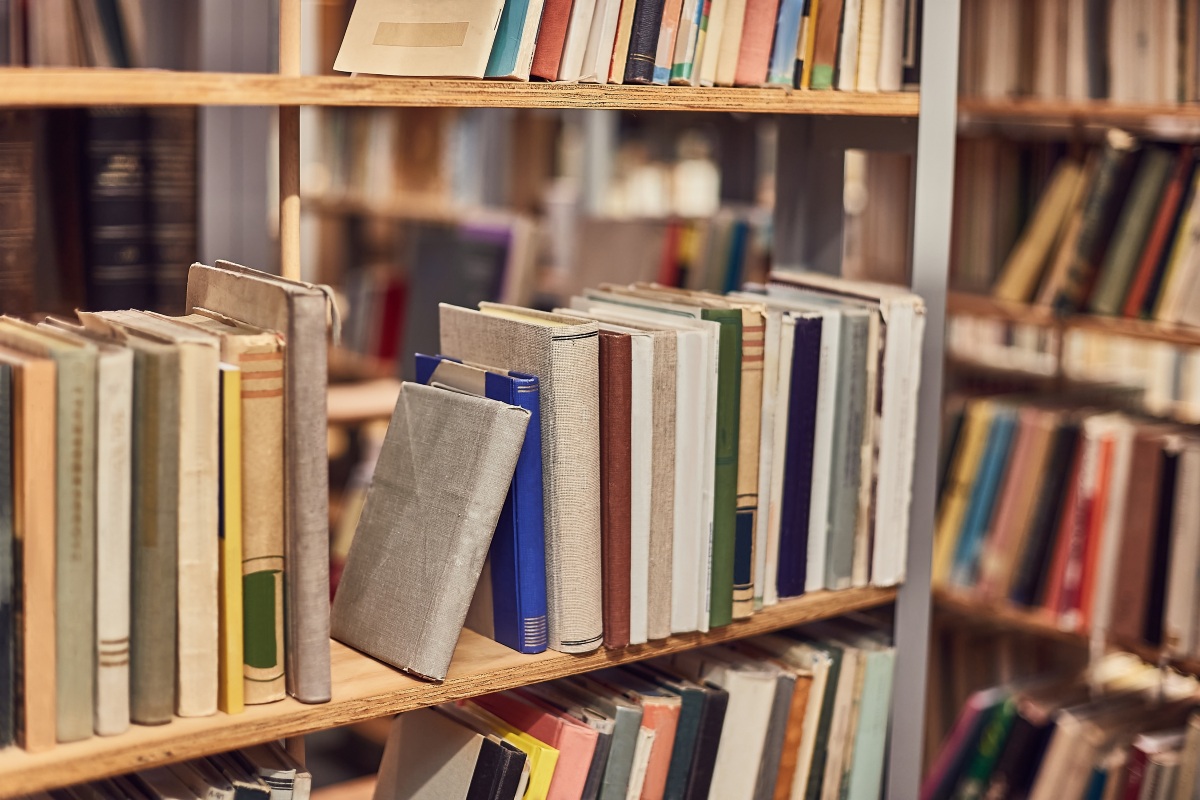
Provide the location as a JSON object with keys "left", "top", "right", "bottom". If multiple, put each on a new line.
{"left": 0, "top": 69, "right": 919, "bottom": 115}
{"left": 0, "top": 587, "right": 894, "bottom": 796}
{"left": 959, "top": 98, "right": 1200, "bottom": 137}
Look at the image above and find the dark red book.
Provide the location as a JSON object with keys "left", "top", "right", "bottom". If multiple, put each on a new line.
{"left": 598, "top": 330, "right": 632, "bottom": 649}
{"left": 530, "top": 0, "right": 577, "bottom": 80}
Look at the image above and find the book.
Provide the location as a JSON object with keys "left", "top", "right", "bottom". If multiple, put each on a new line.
{"left": 713, "top": 0, "right": 750, "bottom": 86}
{"left": 626, "top": 0, "right": 669, "bottom": 83}
{"left": 835, "top": 0, "right": 863, "bottom": 90}
{"left": 375, "top": 707, "right": 500, "bottom": 799}
{"left": 696, "top": 0, "right": 726, "bottom": 86}
{"left": 533, "top": 0, "right": 580, "bottom": 80}
{"left": 559, "top": 0, "right": 599, "bottom": 81}
{"left": 855, "top": 0, "right": 884, "bottom": 90}
{"left": 439, "top": 303, "right": 603, "bottom": 654}
{"left": 670, "top": 0, "right": 705, "bottom": 83}
{"left": 217, "top": 364, "right": 245, "bottom": 716}
{"left": 330, "top": 382, "right": 529, "bottom": 681}
{"left": 565, "top": 675, "right": 646, "bottom": 800}
{"left": 611, "top": 0, "right": 640, "bottom": 82}
{"left": 0, "top": 362, "right": 11, "bottom": 748}
{"left": 734, "top": 0, "right": 782, "bottom": 85}
{"left": 581, "top": 0, "right": 624, "bottom": 84}
{"left": 451, "top": 701, "right": 562, "bottom": 800}
{"left": 624, "top": 664, "right": 708, "bottom": 800}
{"left": 0, "top": 111, "right": 34, "bottom": 316}
{"left": 1122, "top": 146, "right": 1196, "bottom": 317}
{"left": 876, "top": 0, "right": 905, "bottom": 90}
{"left": 808, "top": 0, "right": 844, "bottom": 89}
{"left": 145, "top": 107, "right": 197, "bottom": 313}
{"left": 415, "top": 355, "right": 549, "bottom": 656}
{"left": 627, "top": 330, "right": 655, "bottom": 645}
{"left": 185, "top": 260, "right": 333, "bottom": 704}
{"left": 598, "top": 329, "right": 633, "bottom": 650}
{"left": 653, "top": 0, "right": 685, "bottom": 84}
{"left": 485, "top": 0, "right": 548, "bottom": 79}
{"left": 333, "top": 0, "right": 506, "bottom": 78}
{"left": 777, "top": 313, "right": 821, "bottom": 597}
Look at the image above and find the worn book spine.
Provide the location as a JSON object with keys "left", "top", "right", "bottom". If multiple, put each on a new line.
{"left": 808, "top": 0, "right": 845, "bottom": 89}
{"left": 653, "top": 0, "right": 686, "bottom": 84}
{"left": 1122, "top": 147, "right": 1195, "bottom": 317}
{"left": 558, "top": 0, "right": 598, "bottom": 80}
{"left": 696, "top": 0, "right": 727, "bottom": 86}
{"left": 754, "top": 671, "right": 797, "bottom": 800}
{"left": 532, "top": 0, "right": 579, "bottom": 80}
{"left": 733, "top": 310, "right": 765, "bottom": 618}
{"left": 600, "top": 331, "right": 633, "bottom": 649}
{"left": 684, "top": 685, "right": 729, "bottom": 800}
{"left": 768, "top": 0, "right": 803, "bottom": 85}
{"left": 753, "top": 312, "right": 781, "bottom": 608}
{"left": 218, "top": 365, "right": 245, "bottom": 715}
{"left": 777, "top": 317, "right": 819, "bottom": 598}
{"left": 648, "top": 337, "right": 677, "bottom": 641}
{"left": 705, "top": 309, "right": 741, "bottom": 628}
{"left": 0, "top": 364, "right": 11, "bottom": 747}
{"left": 625, "top": 0, "right": 669, "bottom": 83}
{"left": 798, "top": 0, "right": 821, "bottom": 87}
{"left": 805, "top": 314, "right": 840, "bottom": 594}
{"left": 94, "top": 347, "right": 133, "bottom": 736}
{"left": 855, "top": 0, "right": 884, "bottom": 90}
{"left": 0, "top": 112, "right": 35, "bottom": 316}
{"left": 670, "top": 0, "right": 705, "bottom": 83}
{"left": 486, "top": 0, "right": 535, "bottom": 77}
{"left": 734, "top": 0, "right": 781, "bottom": 85}
{"left": 687, "top": 0, "right": 715, "bottom": 85}
{"left": 146, "top": 108, "right": 197, "bottom": 314}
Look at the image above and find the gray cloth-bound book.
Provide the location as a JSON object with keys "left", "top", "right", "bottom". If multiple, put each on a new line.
{"left": 331, "top": 382, "right": 529, "bottom": 682}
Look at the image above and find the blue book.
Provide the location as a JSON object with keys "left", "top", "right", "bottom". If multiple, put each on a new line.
{"left": 415, "top": 353, "right": 548, "bottom": 653}
{"left": 776, "top": 314, "right": 822, "bottom": 598}
{"left": 485, "top": 0, "right": 534, "bottom": 78}
{"left": 767, "top": 0, "right": 804, "bottom": 86}
{"left": 950, "top": 408, "right": 1018, "bottom": 588}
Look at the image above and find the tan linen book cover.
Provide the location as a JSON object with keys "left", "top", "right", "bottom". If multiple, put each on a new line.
{"left": 440, "top": 303, "right": 604, "bottom": 654}
{"left": 0, "top": 346, "right": 56, "bottom": 752}
{"left": 185, "top": 260, "right": 332, "bottom": 704}
{"left": 170, "top": 312, "right": 287, "bottom": 705}
{"left": 333, "top": 0, "right": 506, "bottom": 78}
{"left": 331, "top": 382, "right": 529, "bottom": 681}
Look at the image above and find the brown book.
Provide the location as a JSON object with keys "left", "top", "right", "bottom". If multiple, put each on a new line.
{"left": 0, "top": 346, "right": 57, "bottom": 752}
{"left": 0, "top": 112, "right": 35, "bottom": 316}
{"left": 808, "top": 0, "right": 847, "bottom": 90}
{"left": 772, "top": 666, "right": 814, "bottom": 800}
{"left": 600, "top": 330, "right": 633, "bottom": 650}
{"left": 530, "top": 0, "right": 577, "bottom": 80}
{"left": 1109, "top": 427, "right": 1169, "bottom": 643}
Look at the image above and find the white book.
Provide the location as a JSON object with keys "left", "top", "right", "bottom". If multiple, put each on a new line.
{"left": 764, "top": 314, "right": 796, "bottom": 606}
{"left": 876, "top": 0, "right": 905, "bottom": 91}
{"left": 628, "top": 332, "right": 654, "bottom": 645}
{"left": 333, "top": 0, "right": 507, "bottom": 78}
{"left": 512, "top": 0, "right": 550, "bottom": 81}
{"left": 856, "top": 0, "right": 884, "bottom": 92}
{"left": 1166, "top": 439, "right": 1200, "bottom": 657}
{"left": 1087, "top": 416, "right": 1135, "bottom": 642}
{"left": 751, "top": 307, "right": 782, "bottom": 608}
{"left": 805, "top": 309, "right": 841, "bottom": 594}
{"left": 581, "top": 0, "right": 623, "bottom": 83}
{"left": 697, "top": 0, "right": 727, "bottom": 87}
{"left": 1064, "top": 0, "right": 1088, "bottom": 100}
{"left": 836, "top": 0, "right": 864, "bottom": 91}
{"left": 559, "top": 0, "right": 599, "bottom": 81}
{"left": 820, "top": 646, "right": 863, "bottom": 800}
{"left": 713, "top": 0, "right": 749, "bottom": 86}
{"left": 626, "top": 726, "right": 656, "bottom": 800}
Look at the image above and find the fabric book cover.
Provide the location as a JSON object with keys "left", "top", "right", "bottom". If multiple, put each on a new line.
{"left": 331, "top": 382, "right": 529, "bottom": 681}
{"left": 734, "top": 0, "right": 781, "bottom": 85}
{"left": 415, "top": 354, "right": 549, "bottom": 655}
{"left": 625, "top": 0, "right": 669, "bottom": 83}
{"left": 597, "top": 330, "right": 633, "bottom": 649}
{"left": 374, "top": 707, "right": 493, "bottom": 799}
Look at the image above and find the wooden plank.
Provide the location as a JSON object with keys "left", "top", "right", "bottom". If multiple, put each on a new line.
{"left": 958, "top": 98, "right": 1200, "bottom": 137}
{"left": 0, "top": 69, "right": 919, "bottom": 115}
{"left": 0, "top": 587, "right": 895, "bottom": 796}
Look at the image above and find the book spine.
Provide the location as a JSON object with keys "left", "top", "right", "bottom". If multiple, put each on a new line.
{"left": 777, "top": 317, "right": 821, "bottom": 598}
{"left": 647, "top": 339, "right": 677, "bottom": 641}
{"left": 0, "top": 112, "right": 35, "bottom": 316}
{"left": 799, "top": 0, "right": 822, "bottom": 88}
{"left": 706, "top": 309, "right": 742, "bottom": 628}
{"left": 130, "top": 348, "right": 178, "bottom": 725}
{"left": 876, "top": 0, "right": 904, "bottom": 90}
{"left": 733, "top": 311, "right": 764, "bottom": 618}
{"left": 237, "top": 344, "right": 287, "bottom": 703}
{"left": 825, "top": 316, "right": 867, "bottom": 590}
{"left": 687, "top": 0, "right": 715, "bottom": 85}
{"left": 804, "top": 315, "right": 839, "bottom": 593}
{"left": 683, "top": 689, "right": 728, "bottom": 800}
{"left": 84, "top": 108, "right": 152, "bottom": 310}
{"left": 697, "top": 0, "right": 727, "bottom": 86}
{"left": 218, "top": 366, "right": 245, "bottom": 715}
{"left": 486, "top": 0, "right": 533, "bottom": 78}
{"left": 734, "top": 0, "right": 781, "bottom": 85}
{"left": 145, "top": 108, "right": 197, "bottom": 315}
{"left": 753, "top": 313, "right": 781, "bottom": 608}
{"left": 531, "top": 0, "right": 578, "bottom": 80}
{"left": 855, "top": 0, "right": 884, "bottom": 91}
{"left": 599, "top": 332, "right": 633, "bottom": 648}
{"left": 808, "top": 0, "right": 844, "bottom": 89}
{"left": 670, "top": 0, "right": 704, "bottom": 82}
{"left": 0, "top": 364, "right": 12, "bottom": 747}
{"left": 94, "top": 351, "right": 133, "bottom": 736}
{"left": 836, "top": 0, "right": 863, "bottom": 91}
{"left": 653, "top": 0, "right": 686, "bottom": 84}
{"left": 626, "top": 0, "right": 669, "bottom": 83}
{"left": 1123, "top": 148, "right": 1196, "bottom": 317}
{"left": 714, "top": 0, "right": 750, "bottom": 86}
{"left": 559, "top": 0, "right": 598, "bottom": 80}
{"left": 611, "top": 0, "right": 641, "bottom": 82}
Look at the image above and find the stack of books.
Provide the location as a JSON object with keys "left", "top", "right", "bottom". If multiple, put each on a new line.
{"left": 329, "top": 273, "right": 925, "bottom": 681}
{"left": 924, "top": 653, "right": 1200, "bottom": 800}
{"left": 372, "top": 622, "right": 894, "bottom": 800}
{"left": 957, "top": 131, "right": 1200, "bottom": 325}
{"left": 934, "top": 395, "right": 1200, "bottom": 657}
{"left": 0, "top": 261, "right": 333, "bottom": 752}
{"left": 333, "top": 0, "right": 922, "bottom": 90}
{"left": 14, "top": 742, "right": 312, "bottom": 800}
{"left": 960, "top": 0, "right": 1200, "bottom": 104}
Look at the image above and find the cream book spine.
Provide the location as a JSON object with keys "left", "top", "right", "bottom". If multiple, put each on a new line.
{"left": 876, "top": 0, "right": 904, "bottom": 90}
{"left": 581, "top": 0, "right": 622, "bottom": 83}
{"left": 625, "top": 726, "right": 656, "bottom": 800}
{"left": 836, "top": 0, "right": 864, "bottom": 91}
{"left": 732, "top": 305, "right": 764, "bottom": 618}
{"left": 855, "top": 0, "right": 884, "bottom": 91}
{"left": 646, "top": 332, "right": 676, "bottom": 641}
{"left": 670, "top": 331, "right": 709, "bottom": 634}
{"left": 805, "top": 310, "right": 840, "bottom": 594}
{"left": 819, "top": 648, "right": 862, "bottom": 800}
{"left": 628, "top": 334, "right": 654, "bottom": 646}
{"left": 714, "top": 0, "right": 749, "bottom": 85}
{"left": 1165, "top": 442, "right": 1200, "bottom": 656}
{"left": 851, "top": 313, "right": 881, "bottom": 589}
{"left": 559, "top": 0, "right": 599, "bottom": 81}
{"left": 764, "top": 314, "right": 796, "bottom": 607}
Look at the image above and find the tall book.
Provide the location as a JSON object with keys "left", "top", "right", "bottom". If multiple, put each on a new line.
{"left": 485, "top": 0, "right": 549, "bottom": 79}
{"left": 598, "top": 331, "right": 633, "bottom": 649}
{"left": 185, "top": 260, "right": 333, "bottom": 704}
{"left": 671, "top": 0, "right": 706, "bottom": 83}
{"left": 532, "top": 0, "right": 580, "bottom": 80}
{"left": 0, "top": 363, "right": 11, "bottom": 748}
{"left": 876, "top": 0, "right": 905, "bottom": 90}
{"left": 777, "top": 314, "right": 822, "bottom": 597}
{"left": 330, "top": 382, "right": 529, "bottom": 681}
{"left": 415, "top": 354, "right": 549, "bottom": 655}
{"left": 714, "top": 0, "right": 750, "bottom": 85}
{"left": 0, "top": 112, "right": 34, "bottom": 316}
{"left": 808, "top": 0, "right": 845, "bottom": 89}
{"left": 440, "top": 303, "right": 604, "bottom": 654}
{"left": 171, "top": 312, "right": 287, "bottom": 703}
{"left": 558, "top": 0, "right": 599, "bottom": 81}
{"left": 734, "top": 0, "right": 782, "bottom": 85}
{"left": 855, "top": 0, "right": 884, "bottom": 90}
{"left": 611, "top": 0, "right": 641, "bottom": 82}
{"left": 696, "top": 0, "right": 727, "bottom": 86}
{"left": 1122, "top": 146, "right": 1196, "bottom": 317}
{"left": 581, "top": 0, "right": 624, "bottom": 83}
{"left": 835, "top": 0, "right": 863, "bottom": 90}
{"left": 626, "top": 0, "right": 670, "bottom": 83}
{"left": 0, "top": 320, "right": 96, "bottom": 743}
{"left": 653, "top": 0, "right": 686, "bottom": 84}
{"left": 217, "top": 364, "right": 245, "bottom": 715}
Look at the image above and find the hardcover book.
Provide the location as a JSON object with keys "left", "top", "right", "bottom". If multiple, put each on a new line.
{"left": 218, "top": 364, "right": 245, "bottom": 716}
{"left": 0, "top": 363, "right": 11, "bottom": 747}
{"left": 485, "top": 0, "right": 548, "bottom": 79}
{"left": 598, "top": 331, "right": 634, "bottom": 649}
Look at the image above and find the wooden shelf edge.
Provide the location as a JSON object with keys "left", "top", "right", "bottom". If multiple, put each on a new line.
{"left": 0, "top": 586, "right": 895, "bottom": 797}
{"left": 0, "top": 69, "right": 919, "bottom": 115}
{"left": 958, "top": 98, "right": 1200, "bottom": 130}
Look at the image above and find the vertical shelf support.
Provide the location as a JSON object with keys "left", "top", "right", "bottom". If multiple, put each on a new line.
{"left": 279, "top": 0, "right": 302, "bottom": 281}
{"left": 886, "top": 0, "right": 961, "bottom": 795}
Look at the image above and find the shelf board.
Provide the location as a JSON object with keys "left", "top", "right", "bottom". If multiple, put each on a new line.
{"left": 0, "top": 586, "right": 894, "bottom": 796}
{"left": 0, "top": 69, "right": 920, "bottom": 114}
{"left": 958, "top": 98, "right": 1200, "bottom": 136}
{"left": 312, "top": 775, "right": 376, "bottom": 800}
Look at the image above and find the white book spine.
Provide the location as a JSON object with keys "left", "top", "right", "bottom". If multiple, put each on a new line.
{"left": 671, "top": 333, "right": 704, "bottom": 633}
{"left": 1064, "top": 0, "right": 1089, "bottom": 100}
{"left": 714, "top": 0, "right": 749, "bottom": 86}
{"left": 1087, "top": 422, "right": 1134, "bottom": 643}
{"left": 699, "top": 328, "right": 719, "bottom": 632}
{"left": 876, "top": 0, "right": 905, "bottom": 91}
{"left": 698, "top": 0, "right": 727, "bottom": 86}
{"left": 753, "top": 312, "right": 781, "bottom": 608}
{"left": 628, "top": 336, "right": 653, "bottom": 645}
{"left": 625, "top": 727, "right": 656, "bottom": 800}
{"left": 709, "top": 669, "right": 776, "bottom": 800}
{"left": 856, "top": 0, "right": 884, "bottom": 92}
{"left": 805, "top": 312, "right": 840, "bottom": 594}
{"left": 850, "top": 315, "right": 880, "bottom": 589}
{"left": 559, "top": 0, "right": 599, "bottom": 81}
{"left": 1167, "top": 445, "right": 1200, "bottom": 656}
{"left": 671, "top": 0, "right": 702, "bottom": 82}
{"left": 764, "top": 316, "right": 796, "bottom": 607}
{"left": 94, "top": 348, "right": 133, "bottom": 736}
{"left": 580, "top": 0, "right": 618, "bottom": 83}
{"left": 836, "top": 0, "right": 864, "bottom": 91}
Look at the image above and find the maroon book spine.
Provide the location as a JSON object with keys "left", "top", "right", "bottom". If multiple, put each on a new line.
{"left": 599, "top": 330, "right": 632, "bottom": 649}
{"left": 530, "top": 0, "right": 577, "bottom": 80}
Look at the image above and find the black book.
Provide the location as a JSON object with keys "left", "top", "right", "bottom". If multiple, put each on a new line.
{"left": 776, "top": 315, "right": 822, "bottom": 598}
{"left": 466, "top": 736, "right": 527, "bottom": 800}
{"left": 623, "top": 0, "right": 667, "bottom": 84}
{"left": 0, "top": 362, "right": 12, "bottom": 748}
{"left": 1010, "top": 421, "right": 1081, "bottom": 607}
{"left": 1144, "top": 445, "right": 1180, "bottom": 646}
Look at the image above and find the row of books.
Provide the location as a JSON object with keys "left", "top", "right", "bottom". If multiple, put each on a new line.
{"left": 934, "top": 395, "right": 1200, "bottom": 657}
{"left": 330, "top": 273, "right": 924, "bottom": 678}
{"left": 14, "top": 742, "right": 312, "bottom": 800}
{"left": 372, "top": 622, "right": 894, "bottom": 800}
{"left": 0, "top": 262, "right": 333, "bottom": 752}
{"left": 978, "top": 132, "right": 1200, "bottom": 324}
{"left": 959, "top": 0, "right": 1200, "bottom": 104}
{"left": 333, "top": 0, "right": 921, "bottom": 90}
{"left": 1, "top": 0, "right": 147, "bottom": 68}
{"left": 923, "top": 652, "right": 1200, "bottom": 800}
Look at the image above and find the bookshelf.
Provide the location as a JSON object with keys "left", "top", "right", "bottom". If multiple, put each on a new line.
{"left": 0, "top": 588, "right": 895, "bottom": 797}
{"left": 958, "top": 97, "right": 1200, "bottom": 135}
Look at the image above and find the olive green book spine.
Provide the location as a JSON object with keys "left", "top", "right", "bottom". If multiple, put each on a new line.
{"left": 703, "top": 308, "right": 741, "bottom": 629}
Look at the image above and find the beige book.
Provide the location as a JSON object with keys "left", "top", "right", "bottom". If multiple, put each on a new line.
{"left": 0, "top": 319, "right": 96, "bottom": 743}
{"left": 697, "top": 0, "right": 729, "bottom": 86}
{"left": 96, "top": 310, "right": 220, "bottom": 718}
{"left": 440, "top": 304, "right": 603, "bottom": 654}
{"left": 993, "top": 160, "right": 1086, "bottom": 302}
{"left": 714, "top": 0, "right": 750, "bottom": 86}
{"left": 1034, "top": 153, "right": 1100, "bottom": 307}
{"left": 169, "top": 312, "right": 287, "bottom": 704}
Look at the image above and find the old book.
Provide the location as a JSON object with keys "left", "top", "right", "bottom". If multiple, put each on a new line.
{"left": 0, "top": 363, "right": 10, "bottom": 748}
{"left": 331, "top": 382, "right": 529, "bottom": 681}
{"left": 1109, "top": 427, "right": 1169, "bottom": 643}
{"left": 75, "top": 312, "right": 179, "bottom": 726}
{"left": 750, "top": 635, "right": 830, "bottom": 800}
{"left": 746, "top": 304, "right": 783, "bottom": 607}
{"left": 695, "top": 0, "right": 727, "bottom": 86}
{"left": 713, "top": 0, "right": 749, "bottom": 85}
{"left": 595, "top": 669, "right": 682, "bottom": 800}
{"left": 533, "top": 0, "right": 580, "bottom": 79}
{"left": 171, "top": 312, "right": 286, "bottom": 704}
{"left": 0, "top": 319, "right": 96, "bottom": 742}
{"left": 610, "top": 0, "right": 640, "bottom": 82}
{"left": 764, "top": 313, "right": 796, "bottom": 605}
{"left": 627, "top": 332, "right": 654, "bottom": 645}
{"left": 0, "top": 112, "right": 34, "bottom": 316}
{"left": 950, "top": 406, "right": 1018, "bottom": 589}
{"left": 217, "top": 364, "right": 245, "bottom": 715}
{"left": 415, "top": 355, "right": 548, "bottom": 656}
{"left": 96, "top": 310, "right": 220, "bottom": 718}
{"left": 168, "top": 759, "right": 236, "bottom": 800}
{"left": 1122, "top": 146, "right": 1196, "bottom": 317}
{"left": 518, "top": 684, "right": 616, "bottom": 800}
{"left": 623, "top": 664, "right": 707, "bottom": 800}
{"left": 565, "top": 675, "right": 646, "bottom": 800}
{"left": 440, "top": 303, "right": 603, "bottom": 653}
{"left": 835, "top": 0, "right": 863, "bottom": 90}
{"left": 1152, "top": 168, "right": 1200, "bottom": 323}
{"left": 185, "top": 260, "right": 333, "bottom": 704}
{"left": 808, "top": 0, "right": 845, "bottom": 89}
{"left": 876, "top": 0, "right": 905, "bottom": 90}
{"left": 485, "top": 0, "right": 549, "bottom": 79}
{"left": 581, "top": 0, "right": 623, "bottom": 83}
{"left": 768, "top": 0, "right": 803, "bottom": 86}
{"left": 798, "top": 0, "right": 821, "bottom": 87}
{"left": 599, "top": 330, "right": 634, "bottom": 650}
{"left": 558, "top": 0, "right": 599, "bottom": 81}
{"left": 653, "top": 0, "right": 685, "bottom": 83}
{"left": 682, "top": 677, "right": 729, "bottom": 800}
{"left": 855, "top": 0, "right": 884, "bottom": 90}
{"left": 333, "top": 0, "right": 506, "bottom": 78}
{"left": 1164, "top": 439, "right": 1200, "bottom": 656}
{"left": 683, "top": 0, "right": 714, "bottom": 86}
{"left": 448, "top": 701, "right": 561, "bottom": 800}
{"left": 624, "top": 0, "right": 668, "bottom": 83}
{"left": 733, "top": 0, "right": 781, "bottom": 85}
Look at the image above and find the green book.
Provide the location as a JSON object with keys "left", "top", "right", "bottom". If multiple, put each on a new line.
{"left": 702, "top": 308, "right": 741, "bottom": 628}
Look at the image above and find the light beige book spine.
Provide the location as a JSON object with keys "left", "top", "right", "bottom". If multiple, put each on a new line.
{"left": 819, "top": 648, "right": 862, "bottom": 800}
{"left": 714, "top": 0, "right": 749, "bottom": 86}
{"left": 752, "top": 309, "right": 780, "bottom": 610}
{"left": 764, "top": 314, "right": 795, "bottom": 607}
{"left": 697, "top": 0, "right": 728, "bottom": 86}
{"left": 733, "top": 306, "right": 764, "bottom": 618}
{"left": 647, "top": 332, "right": 677, "bottom": 641}
{"left": 851, "top": 313, "right": 880, "bottom": 589}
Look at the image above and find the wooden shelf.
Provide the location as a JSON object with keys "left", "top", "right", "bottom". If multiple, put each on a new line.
{"left": 958, "top": 98, "right": 1200, "bottom": 136}
{"left": 0, "top": 586, "right": 894, "bottom": 797}
{"left": 313, "top": 775, "right": 376, "bottom": 800}
{"left": 0, "top": 68, "right": 919, "bottom": 115}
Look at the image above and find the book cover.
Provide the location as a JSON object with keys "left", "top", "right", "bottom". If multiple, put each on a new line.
{"left": 628, "top": 333, "right": 654, "bottom": 645}
{"left": 730, "top": 303, "right": 765, "bottom": 618}
{"left": 330, "top": 382, "right": 529, "bottom": 681}
{"left": 798, "top": 0, "right": 821, "bottom": 87}
{"left": 1109, "top": 428, "right": 1168, "bottom": 643}
{"left": 713, "top": 0, "right": 750, "bottom": 86}
{"left": 1122, "top": 146, "right": 1196, "bottom": 317}
{"left": 807, "top": 0, "right": 844, "bottom": 89}
{"left": 218, "top": 364, "right": 245, "bottom": 716}
{"left": 595, "top": 669, "right": 683, "bottom": 800}
{"left": 876, "top": 0, "right": 904, "bottom": 90}
{"left": 949, "top": 407, "right": 1018, "bottom": 589}
{"left": 835, "top": 0, "right": 863, "bottom": 91}
{"left": 598, "top": 330, "right": 634, "bottom": 649}
{"left": 653, "top": 0, "right": 686, "bottom": 84}
{"left": 565, "top": 676, "right": 645, "bottom": 800}
{"left": 670, "top": 0, "right": 705, "bottom": 83}
{"left": 374, "top": 707, "right": 491, "bottom": 799}
{"left": 611, "top": 0, "right": 641, "bottom": 82}
{"left": 626, "top": 0, "right": 669, "bottom": 83}
{"left": 625, "top": 664, "right": 707, "bottom": 800}
{"left": 696, "top": 0, "right": 727, "bottom": 86}
{"left": 776, "top": 314, "right": 821, "bottom": 598}
{"left": 855, "top": 0, "right": 884, "bottom": 90}
{"left": 683, "top": 679, "right": 728, "bottom": 800}
{"left": 533, "top": 0, "right": 580, "bottom": 80}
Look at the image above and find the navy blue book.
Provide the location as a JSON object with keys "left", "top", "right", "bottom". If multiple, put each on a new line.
{"left": 415, "top": 354, "right": 548, "bottom": 654}
{"left": 776, "top": 314, "right": 822, "bottom": 598}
